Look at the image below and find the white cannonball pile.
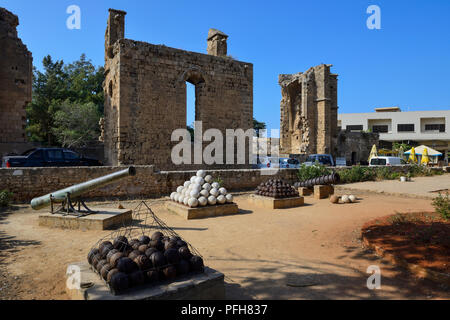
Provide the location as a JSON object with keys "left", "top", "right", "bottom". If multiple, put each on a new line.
{"left": 341, "top": 194, "right": 357, "bottom": 203}
{"left": 170, "top": 170, "right": 234, "bottom": 208}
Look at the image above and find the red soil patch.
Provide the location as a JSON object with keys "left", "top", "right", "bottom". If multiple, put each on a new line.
{"left": 362, "top": 212, "right": 450, "bottom": 274}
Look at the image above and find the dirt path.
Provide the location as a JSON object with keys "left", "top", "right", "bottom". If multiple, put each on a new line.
{"left": 0, "top": 193, "right": 448, "bottom": 300}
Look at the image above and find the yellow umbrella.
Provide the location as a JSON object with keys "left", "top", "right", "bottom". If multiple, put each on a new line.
{"left": 368, "top": 144, "right": 378, "bottom": 162}
{"left": 408, "top": 147, "right": 417, "bottom": 164}
{"left": 421, "top": 147, "right": 430, "bottom": 165}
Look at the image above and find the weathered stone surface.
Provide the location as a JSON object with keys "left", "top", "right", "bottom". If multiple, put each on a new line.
{"left": 248, "top": 194, "right": 304, "bottom": 209}
{"left": 166, "top": 201, "right": 239, "bottom": 220}
{"left": 0, "top": 8, "right": 32, "bottom": 144}
{"left": 279, "top": 64, "right": 338, "bottom": 156}
{"left": 38, "top": 208, "right": 132, "bottom": 230}
{"left": 102, "top": 10, "right": 253, "bottom": 170}
{"left": 314, "top": 185, "right": 334, "bottom": 199}
{"left": 66, "top": 262, "right": 225, "bottom": 300}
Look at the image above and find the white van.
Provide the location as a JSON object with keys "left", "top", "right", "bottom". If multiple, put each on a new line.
{"left": 369, "top": 156, "right": 407, "bottom": 167}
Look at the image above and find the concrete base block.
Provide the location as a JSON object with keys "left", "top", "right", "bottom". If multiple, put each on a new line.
{"left": 38, "top": 208, "right": 132, "bottom": 230}
{"left": 314, "top": 185, "right": 334, "bottom": 199}
{"left": 66, "top": 261, "right": 225, "bottom": 300}
{"left": 298, "top": 187, "right": 313, "bottom": 196}
{"left": 248, "top": 194, "right": 304, "bottom": 209}
{"left": 166, "top": 201, "right": 239, "bottom": 220}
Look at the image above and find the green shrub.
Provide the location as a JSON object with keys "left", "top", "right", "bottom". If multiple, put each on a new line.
{"left": 338, "top": 166, "right": 375, "bottom": 183}
{"left": 432, "top": 192, "right": 450, "bottom": 220}
{"left": 297, "top": 164, "right": 332, "bottom": 181}
{"left": 0, "top": 190, "right": 13, "bottom": 207}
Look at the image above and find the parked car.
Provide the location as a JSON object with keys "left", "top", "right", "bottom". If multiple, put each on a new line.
{"left": 303, "top": 154, "right": 335, "bottom": 167}
{"left": 369, "top": 156, "right": 407, "bottom": 167}
{"left": 2, "top": 148, "right": 103, "bottom": 168}
{"left": 279, "top": 158, "right": 300, "bottom": 169}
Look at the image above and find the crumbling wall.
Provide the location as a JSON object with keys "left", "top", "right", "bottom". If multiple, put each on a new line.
{"left": 0, "top": 8, "right": 32, "bottom": 144}
{"left": 103, "top": 9, "right": 253, "bottom": 170}
{"left": 279, "top": 64, "right": 338, "bottom": 156}
{"left": 336, "top": 131, "right": 379, "bottom": 165}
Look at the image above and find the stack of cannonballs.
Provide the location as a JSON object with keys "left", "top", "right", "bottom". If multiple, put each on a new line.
{"left": 170, "top": 170, "right": 233, "bottom": 208}
{"left": 256, "top": 179, "right": 299, "bottom": 198}
{"left": 87, "top": 232, "right": 204, "bottom": 295}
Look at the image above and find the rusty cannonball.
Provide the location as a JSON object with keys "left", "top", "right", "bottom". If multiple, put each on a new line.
{"left": 150, "top": 251, "right": 166, "bottom": 269}
{"left": 100, "top": 263, "right": 112, "bottom": 280}
{"left": 106, "top": 249, "right": 119, "bottom": 263}
{"left": 106, "top": 268, "right": 119, "bottom": 283}
{"left": 146, "top": 270, "right": 159, "bottom": 283}
{"left": 100, "top": 245, "right": 112, "bottom": 259}
{"left": 138, "top": 244, "right": 149, "bottom": 254}
{"left": 91, "top": 253, "right": 103, "bottom": 269}
{"left": 109, "top": 252, "right": 125, "bottom": 268}
{"left": 162, "top": 265, "right": 177, "bottom": 280}
{"left": 109, "top": 272, "right": 129, "bottom": 294}
{"left": 190, "top": 256, "right": 204, "bottom": 273}
{"left": 330, "top": 195, "right": 339, "bottom": 204}
{"left": 117, "top": 257, "right": 138, "bottom": 274}
{"left": 87, "top": 248, "right": 99, "bottom": 265}
{"left": 177, "top": 240, "right": 187, "bottom": 248}
{"left": 139, "top": 235, "right": 151, "bottom": 245}
{"left": 134, "top": 254, "right": 152, "bottom": 270}
{"left": 99, "top": 241, "right": 113, "bottom": 253}
{"left": 128, "top": 250, "right": 141, "bottom": 261}
{"left": 151, "top": 231, "right": 164, "bottom": 241}
{"left": 178, "top": 246, "right": 192, "bottom": 260}
{"left": 145, "top": 247, "right": 158, "bottom": 258}
{"left": 150, "top": 239, "right": 164, "bottom": 251}
{"left": 96, "top": 259, "right": 108, "bottom": 274}
{"left": 164, "top": 248, "right": 181, "bottom": 265}
{"left": 113, "top": 236, "right": 129, "bottom": 252}
{"left": 164, "top": 240, "right": 178, "bottom": 251}
{"left": 176, "top": 259, "right": 190, "bottom": 275}
{"left": 128, "top": 270, "right": 145, "bottom": 287}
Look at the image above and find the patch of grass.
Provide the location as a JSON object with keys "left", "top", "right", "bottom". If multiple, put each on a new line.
{"left": 432, "top": 192, "right": 450, "bottom": 220}
{"left": 0, "top": 190, "right": 13, "bottom": 207}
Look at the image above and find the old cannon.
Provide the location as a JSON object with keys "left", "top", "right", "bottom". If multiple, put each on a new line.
{"left": 294, "top": 172, "right": 340, "bottom": 188}
{"left": 31, "top": 167, "right": 136, "bottom": 217}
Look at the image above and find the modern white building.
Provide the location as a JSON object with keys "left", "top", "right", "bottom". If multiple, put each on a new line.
{"left": 338, "top": 107, "right": 450, "bottom": 163}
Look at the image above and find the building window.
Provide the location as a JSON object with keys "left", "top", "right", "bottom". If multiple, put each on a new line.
{"left": 346, "top": 125, "right": 363, "bottom": 132}
{"left": 397, "top": 124, "right": 415, "bottom": 132}
{"left": 425, "top": 124, "right": 445, "bottom": 132}
{"left": 372, "top": 125, "right": 389, "bottom": 133}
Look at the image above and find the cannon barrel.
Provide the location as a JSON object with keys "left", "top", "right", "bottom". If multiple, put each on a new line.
{"left": 31, "top": 167, "right": 136, "bottom": 210}
{"left": 294, "top": 173, "right": 340, "bottom": 188}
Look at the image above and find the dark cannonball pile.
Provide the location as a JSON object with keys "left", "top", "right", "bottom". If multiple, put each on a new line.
{"left": 87, "top": 232, "right": 204, "bottom": 295}
{"left": 255, "top": 179, "right": 299, "bottom": 198}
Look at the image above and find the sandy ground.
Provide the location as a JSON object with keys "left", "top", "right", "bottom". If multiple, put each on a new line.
{"left": 0, "top": 192, "right": 449, "bottom": 300}
{"left": 336, "top": 174, "right": 450, "bottom": 199}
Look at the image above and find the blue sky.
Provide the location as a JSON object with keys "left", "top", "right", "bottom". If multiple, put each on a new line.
{"left": 2, "top": 0, "right": 449, "bottom": 133}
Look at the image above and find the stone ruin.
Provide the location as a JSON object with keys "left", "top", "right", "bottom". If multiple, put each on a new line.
{"left": 279, "top": 64, "right": 338, "bottom": 156}
{"left": 0, "top": 8, "right": 33, "bottom": 156}
{"left": 279, "top": 64, "right": 378, "bottom": 164}
{"left": 102, "top": 9, "right": 253, "bottom": 169}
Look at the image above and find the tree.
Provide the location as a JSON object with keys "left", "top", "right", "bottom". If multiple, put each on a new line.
{"left": 26, "top": 54, "right": 104, "bottom": 146}
{"left": 253, "top": 118, "right": 266, "bottom": 137}
{"left": 52, "top": 101, "right": 101, "bottom": 148}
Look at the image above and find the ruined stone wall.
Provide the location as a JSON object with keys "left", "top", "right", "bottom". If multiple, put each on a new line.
{"left": 336, "top": 131, "right": 379, "bottom": 165}
{"left": 0, "top": 166, "right": 299, "bottom": 203}
{"left": 279, "top": 64, "right": 338, "bottom": 156}
{"left": 0, "top": 8, "right": 32, "bottom": 144}
{"left": 103, "top": 9, "right": 253, "bottom": 170}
